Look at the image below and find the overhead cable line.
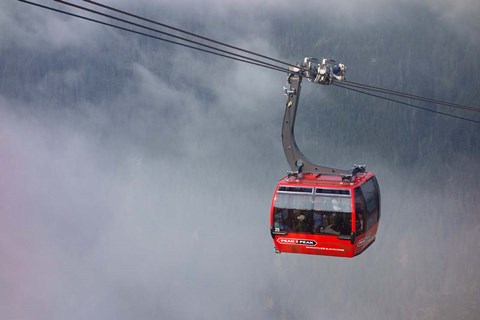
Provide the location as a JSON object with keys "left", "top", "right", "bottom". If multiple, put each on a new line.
{"left": 342, "top": 80, "right": 480, "bottom": 113}
{"left": 51, "top": 0, "right": 292, "bottom": 74}
{"left": 18, "top": 0, "right": 480, "bottom": 125}
{"left": 79, "top": 0, "right": 480, "bottom": 114}
{"left": 18, "top": 0, "right": 290, "bottom": 74}
{"left": 333, "top": 83, "right": 480, "bottom": 124}
{"left": 80, "top": 0, "right": 299, "bottom": 70}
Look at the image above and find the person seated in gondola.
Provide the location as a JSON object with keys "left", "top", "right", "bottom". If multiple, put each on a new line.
{"left": 324, "top": 213, "right": 341, "bottom": 235}
{"left": 337, "top": 215, "right": 352, "bottom": 236}
{"left": 313, "top": 211, "right": 324, "bottom": 233}
{"left": 295, "top": 214, "right": 310, "bottom": 232}
{"left": 274, "top": 213, "right": 290, "bottom": 231}
{"left": 273, "top": 214, "right": 283, "bottom": 231}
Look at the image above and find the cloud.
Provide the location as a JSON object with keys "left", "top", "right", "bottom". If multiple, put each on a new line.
{"left": 1, "top": 1, "right": 109, "bottom": 50}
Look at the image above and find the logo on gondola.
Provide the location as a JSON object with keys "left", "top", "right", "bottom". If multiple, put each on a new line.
{"left": 357, "top": 232, "right": 375, "bottom": 247}
{"left": 277, "top": 238, "right": 317, "bottom": 246}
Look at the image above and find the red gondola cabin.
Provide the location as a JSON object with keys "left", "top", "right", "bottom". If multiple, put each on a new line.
{"left": 270, "top": 172, "right": 380, "bottom": 258}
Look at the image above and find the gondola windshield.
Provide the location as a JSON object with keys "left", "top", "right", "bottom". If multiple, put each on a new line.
{"left": 273, "top": 187, "right": 352, "bottom": 237}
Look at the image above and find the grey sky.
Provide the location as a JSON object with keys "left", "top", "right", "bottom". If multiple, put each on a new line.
{"left": 1, "top": 1, "right": 479, "bottom": 319}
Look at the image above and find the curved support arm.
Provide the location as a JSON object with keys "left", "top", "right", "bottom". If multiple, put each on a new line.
{"left": 282, "top": 71, "right": 350, "bottom": 175}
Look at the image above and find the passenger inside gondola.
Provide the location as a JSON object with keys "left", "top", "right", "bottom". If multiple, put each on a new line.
{"left": 313, "top": 211, "right": 323, "bottom": 233}
{"left": 295, "top": 213, "right": 310, "bottom": 232}
{"left": 323, "top": 213, "right": 340, "bottom": 235}
{"left": 273, "top": 208, "right": 351, "bottom": 236}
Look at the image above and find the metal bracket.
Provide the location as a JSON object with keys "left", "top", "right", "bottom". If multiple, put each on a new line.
{"left": 280, "top": 57, "right": 360, "bottom": 178}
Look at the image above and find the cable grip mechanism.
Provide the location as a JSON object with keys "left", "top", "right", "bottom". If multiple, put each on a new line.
{"left": 303, "top": 57, "right": 346, "bottom": 84}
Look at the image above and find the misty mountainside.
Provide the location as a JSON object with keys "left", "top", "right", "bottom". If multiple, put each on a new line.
{"left": 1, "top": 1, "right": 479, "bottom": 320}
{"left": 2, "top": 2, "right": 478, "bottom": 173}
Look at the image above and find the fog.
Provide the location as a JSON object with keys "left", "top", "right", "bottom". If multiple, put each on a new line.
{"left": 1, "top": 1, "right": 479, "bottom": 319}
